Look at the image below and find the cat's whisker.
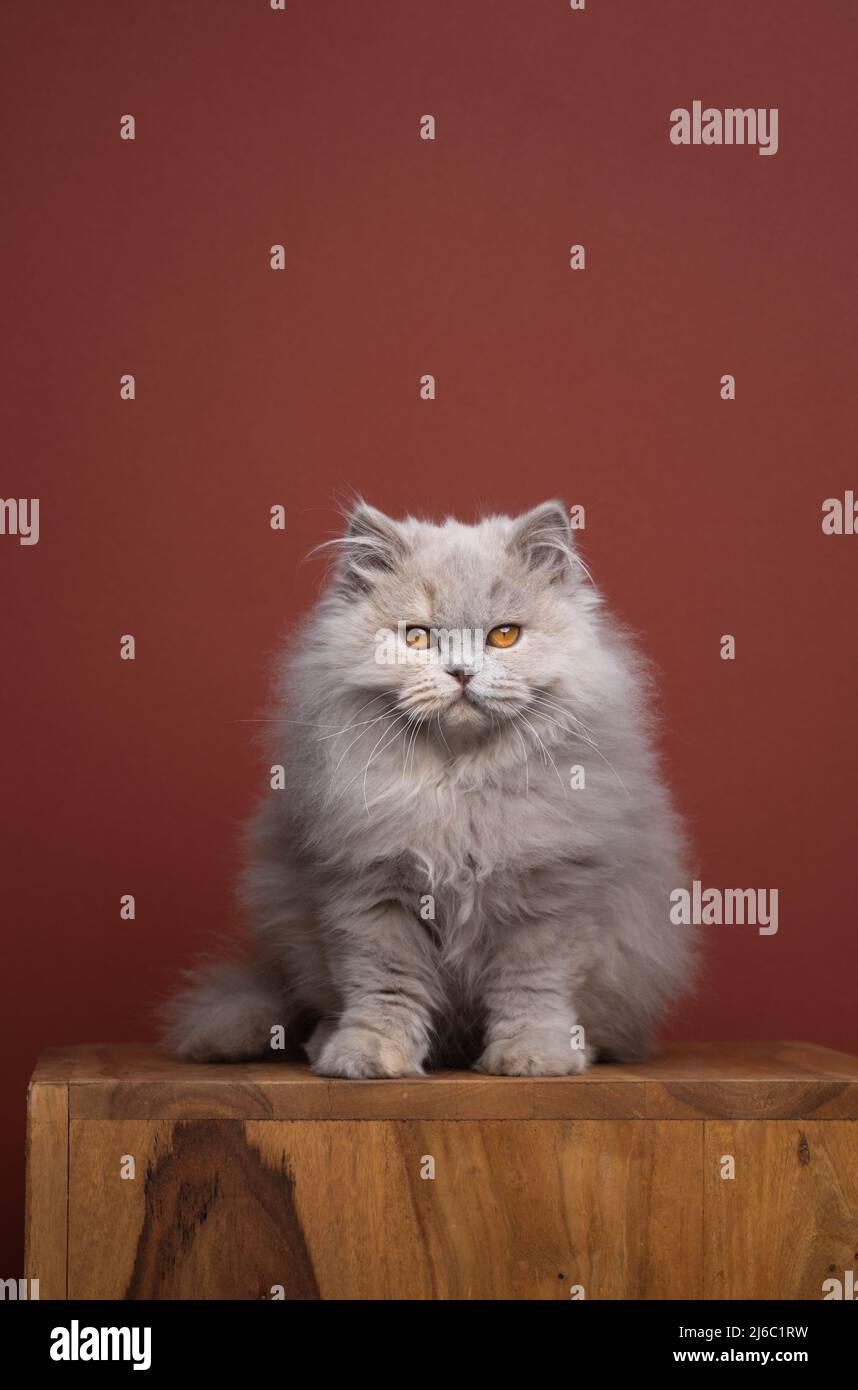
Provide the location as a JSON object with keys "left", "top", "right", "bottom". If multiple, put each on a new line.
{"left": 515, "top": 698, "right": 579, "bottom": 747}
{"left": 435, "top": 710, "right": 453, "bottom": 756}
{"left": 316, "top": 693, "right": 394, "bottom": 741}
{"left": 406, "top": 713, "right": 428, "bottom": 780}
{"left": 530, "top": 694, "right": 598, "bottom": 743}
{"left": 516, "top": 712, "right": 549, "bottom": 765}
{"left": 240, "top": 692, "right": 394, "bottom": 740}
{"left": 571, "top": 552, "right": 596, "bottom": 586}
{"left": 331, "top": 712, "right": 407, "bottom": 799}
{"left": 317, "top": 713, "right": 390, "bottom": 743}
{"left": 357, "top": 711, "right": 414, "bottom": 813}
{"left": 402, "top": 720, "right": 415, "bottom": 782}
{"left": 331, "top": 712, "right": 394, "bottom": 777}
{"left": 401, "top": 711, "right": 422, "bottom": 782}
{"left": 414, "top": 714, "right": 429, "bottom": 775}
{"left": 517, "top": 711, "right": 566, "bottom": 791}
{"left": 234, "top": 717, "right": 359, "bottom": 728}
{"left": 525, "top": 695, "right": 597, "bottom": 739}
{"left": 399, "top": 713, "right": 415, "bottom": 780}
{"left": 526, "top": 699, "right": 631, "bottom": 799}
{"left": 527, "top": 694, "right": 599, "bottom": 737}
{"left": 508, "top": 713, "right": 531, "bottom": 797}
{"left": 514, "top": 694, "right": 631, "bottom": 800}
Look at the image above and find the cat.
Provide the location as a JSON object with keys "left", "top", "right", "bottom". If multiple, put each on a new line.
{"left": 162, "top": 500, "right": 695, "bottom": 1076}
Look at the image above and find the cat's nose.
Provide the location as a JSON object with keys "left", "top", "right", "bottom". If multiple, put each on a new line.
{"left": 448, "top": 668, "right": 473, "bottom": 687}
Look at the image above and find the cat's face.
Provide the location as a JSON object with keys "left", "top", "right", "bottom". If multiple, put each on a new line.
{"left": 317, "top": 501, "right": 605, "bottom": 744}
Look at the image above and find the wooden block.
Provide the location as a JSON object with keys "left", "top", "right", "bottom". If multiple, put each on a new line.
{"left": 24, "top": 1041, "right": 858, "bottom": 1300}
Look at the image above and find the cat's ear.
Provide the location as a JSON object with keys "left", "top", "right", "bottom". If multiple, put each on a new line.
{"left": 334, "top": 502, "right": 406, "bottom": 594}
{"left": 509, "top": 500, "right": 576, "bottom": 584}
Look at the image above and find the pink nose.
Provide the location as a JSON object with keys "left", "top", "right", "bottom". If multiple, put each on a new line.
{"left": 448, "top": 668, "right": 472, "bottom": 687}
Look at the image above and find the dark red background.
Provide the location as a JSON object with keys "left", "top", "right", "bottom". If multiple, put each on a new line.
{"left": 1, "top": 0, "right": 856, "bottom": 1275}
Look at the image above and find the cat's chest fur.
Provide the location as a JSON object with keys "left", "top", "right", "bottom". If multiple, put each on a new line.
{"left": 357, "top": 763, "right": 580, "bottom": 895}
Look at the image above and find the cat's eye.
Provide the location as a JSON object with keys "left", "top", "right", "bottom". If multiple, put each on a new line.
{"left": 404, "top": 626, "right": 431, "bottom": 649}
{"left": 486, "top": 624, "right": 521, "bottom": 649}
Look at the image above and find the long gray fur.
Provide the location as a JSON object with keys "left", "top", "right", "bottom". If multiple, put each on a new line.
{"left": 162, "top": 500, "right": 696, "bottom": 1076}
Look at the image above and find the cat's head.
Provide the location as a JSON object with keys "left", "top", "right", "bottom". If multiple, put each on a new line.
{"left": 310, "top": 500, "right": 611, "bottom": 744}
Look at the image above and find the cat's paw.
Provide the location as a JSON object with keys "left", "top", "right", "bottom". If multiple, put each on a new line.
{"left": 303, "top": 1018, "right": 336, "bottom": 1067}
{"left": 313, "top": 1026, "right": 425, "bottom": 1079}
{"left": 475, "top": 1035, "right": 594, "bottom": 1077}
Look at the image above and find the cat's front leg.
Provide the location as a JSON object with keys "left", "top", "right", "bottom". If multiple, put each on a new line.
{"left": 474, "top": 919, "right": 593, "bottom": 1076}
{"left": 312, "top": 898, "right": 437, "bottom": 1079}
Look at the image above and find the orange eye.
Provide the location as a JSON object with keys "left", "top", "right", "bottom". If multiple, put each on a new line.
{"left": 405, "top": 626, "right": 430, "bottom": 649}
{"left": 486, "top": 624, "right": 521, "bottom": 649}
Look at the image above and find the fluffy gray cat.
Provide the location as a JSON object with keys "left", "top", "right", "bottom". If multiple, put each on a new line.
{"left": 163, "top": 500, "right": 695, "bottom": 1076}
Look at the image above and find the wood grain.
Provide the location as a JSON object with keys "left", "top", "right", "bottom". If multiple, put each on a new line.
{"left": 645, "top": 1041, "right": 858, "bottom": 1119}
{"left": 47, "top": 1040, "right": 858, "bottom": 1121}
{"left": 24, "top": 1079, "right": 68, "bottom": 1299}
{"left": 704, "top": 1120, "right": 858, "bottom": 1299}
{"left": 68, "top": 1118, "right": 701, "bottom": 1299}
